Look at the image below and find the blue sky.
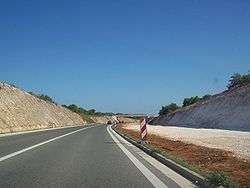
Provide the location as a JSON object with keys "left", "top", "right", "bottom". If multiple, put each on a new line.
{"left": 0, "top": 0, "right": 249, "bottom": 114}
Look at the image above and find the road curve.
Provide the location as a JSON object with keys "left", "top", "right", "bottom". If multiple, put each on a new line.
{"left": 0, "top": 125, "right": 196, "bottom": 188}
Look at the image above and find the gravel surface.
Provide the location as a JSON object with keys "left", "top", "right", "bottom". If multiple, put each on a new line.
{"left": 123, "top": 123, "right": 250, "bottom": 160}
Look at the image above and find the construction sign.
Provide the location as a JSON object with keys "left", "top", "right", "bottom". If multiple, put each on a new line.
{"left": 140, "top": 118, "right": 147, "bottom": 140}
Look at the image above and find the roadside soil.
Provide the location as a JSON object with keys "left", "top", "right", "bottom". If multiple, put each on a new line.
{"left": 114, "top": 123, "right": 250, "bottom": 188}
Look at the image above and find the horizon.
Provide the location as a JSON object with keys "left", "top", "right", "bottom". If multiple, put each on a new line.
{"left": 0, "top": 75, "right": 248, "bottom": 116}
{"left": 1, "top": 0, "right": 249, "bottom": 114}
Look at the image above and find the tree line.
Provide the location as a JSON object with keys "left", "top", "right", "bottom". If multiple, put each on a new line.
{"left": 159, "top": 70, "right": 250, "bottom": 116}
{"left": 159, "top": 94, "right": 211, "bottom": 115}
{"left": 28, "top": 92, "right": 116, "bottom": 117}
{"left": 28, "top": 92, "right": 56, "bottom": 104}
{"left": 227, "top": 70, "right": 250, "bottom": 89}
{"left": 61, "top": 104, "right": 115, "bottom": 116}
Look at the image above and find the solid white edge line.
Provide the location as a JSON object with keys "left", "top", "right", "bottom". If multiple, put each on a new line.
{"left": 111, "top": 128, "right": 196, "bottom": 188}
{"left": 137, "top": 152, "right": 196, "bottom": 188}
{"left": 107, "top": 125, "right": 168, "bottom": 188}
{"left": 0, "top": 126, "right": 93, "bottom": 162}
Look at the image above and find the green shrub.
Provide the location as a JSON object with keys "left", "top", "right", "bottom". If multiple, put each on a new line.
{"left": 159, "top": 103, "right": 180, "bottom": 115}
{"left": 227, "top": 71, "right": 250, "bottom": 89}
{"left": 182, "top": 96, "right": 200, "bottom": 107}
{"left": 37, "top": 94, "right": 54, "bottom": 103}
{"left": 63, "top": 104, "right": 94, "bottom": 115}
{"left": 62, "top": 104, "right": 115, "bottom": 122}
{"left": 29, "top": 92, "right": 56, "bottom": 104}
{"left": 201, "top": 94, "right": 212, "bottom": 100}
{"left": 158, "top": 70, "right": 249, "bottom": 116}
{"left": 207, "top": 172, "right": 238, "bottom": 188}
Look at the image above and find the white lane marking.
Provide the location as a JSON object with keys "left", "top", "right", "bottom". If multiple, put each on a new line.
{"left": 107, "top": 125, "right": 168, "bottom": 188}
{"left": 137, "top": 152, "right": 196, "bottom": 188}
{"left": 117, "top": 133, "right": 196, "bottom": 188}
{"left": 0, "top": 126, "right": 93, "bottom": 162}
{"left": 0, "top": 124, "right": 95, "bottom": 138}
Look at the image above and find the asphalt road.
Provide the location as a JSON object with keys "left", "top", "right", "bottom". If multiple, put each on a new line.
{"left": 0, "top": 125, "right": 196, "bottom": 188}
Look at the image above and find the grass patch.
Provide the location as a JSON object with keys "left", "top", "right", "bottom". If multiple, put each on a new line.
{"left": 207, "top": 172, "right": 238, "bottom": 188}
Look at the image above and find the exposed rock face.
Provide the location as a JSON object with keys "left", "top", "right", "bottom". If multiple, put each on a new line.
{"left": 150, "top": 84, "right": 250, "bottom": 131}
{"left": 90, "top": 116, "right": 139, "bottom": 124}
{"left": 0, "top": 83, "right": 86, "bottom": 133}
{"left": 90, "top": 116, "right": 119, "bottom": 124}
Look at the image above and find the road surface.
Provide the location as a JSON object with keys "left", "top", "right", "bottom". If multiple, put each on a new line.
{"left": 0, "top": 125, "right": 197, "bottom": 188}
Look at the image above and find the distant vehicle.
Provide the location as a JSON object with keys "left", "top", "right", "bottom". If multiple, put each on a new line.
{"left": 107, "top": 120, "right": 112, "bottom": 125}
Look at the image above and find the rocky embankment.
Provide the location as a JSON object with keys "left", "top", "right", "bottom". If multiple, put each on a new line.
{"left": 150, "top": 84, "right": 250, "bottom": 131}
{"left": 0, "top": 83, "right": 87, "bottom": 134}
{"left": 91, "top": 116, "right": 139, "bottom": 124}
{"left": 90, "top": 116, "right": 119, "bottom": 124}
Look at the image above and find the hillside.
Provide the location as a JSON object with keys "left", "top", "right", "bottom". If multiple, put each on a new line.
{"left": 90, "top": 116, "right": 139, "bottom": 124}
{"left": 90, "top": 116, "right": 118, "bottom": 124}
{"left": 150, "top": 84, "right": 250, "bottom": 131}
{"left": 0, "top": 83, "right": 87, "bottom": 133}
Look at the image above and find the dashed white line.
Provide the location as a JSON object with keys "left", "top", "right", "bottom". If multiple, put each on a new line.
{"left": 0, "top": 126, "right": 93, "bottom": 162}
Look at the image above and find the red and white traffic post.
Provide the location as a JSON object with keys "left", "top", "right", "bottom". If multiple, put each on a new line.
{"left": 140, "top": 118, "right": 147, "bottom": 141}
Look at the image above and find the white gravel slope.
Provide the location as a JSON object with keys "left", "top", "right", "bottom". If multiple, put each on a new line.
{"left": 123, "top": 123, "right": 250, "bottom": 160}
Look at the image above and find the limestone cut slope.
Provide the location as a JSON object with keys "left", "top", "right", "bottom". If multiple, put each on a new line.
{"left": 150, "top": 84, "right": 250, "bottom": 131}
{"left": 0, "top": 83, "right": 86, "bottom": 133}
{"left": 90, "top": 116, "right": 139, "bottom": 124}
{"left": 90, "top": 116, "right": 119, "bottom": 124}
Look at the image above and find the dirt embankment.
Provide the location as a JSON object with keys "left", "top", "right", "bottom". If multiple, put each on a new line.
{"left": 151, "top": 84, "right": 250, "bottom": 131}
{"left": 115, "top": 123, "right": 250, "bottom": 188}
{"left": 90, "top": 116, "right": 139, "bottom": 125}
{"left": 0, "top": 83, "right": 87, "bottom": 134}
{"left": 90, "top": 116, "right": 119, "bottom": 124}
